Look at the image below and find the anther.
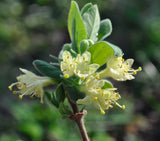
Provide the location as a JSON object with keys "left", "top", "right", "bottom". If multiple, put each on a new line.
{"left": 19, "top": 95, "right": 22, "bottom": 100}
{"left": 138, "top": 67, "right": 142, "bottom": 71}
{"left": 101, "top": 110, "right": 105, "bottom": 115}
{"left": 8, "top": 86, "right": 12, "bottom": 91}
{"left": 133, "top": 71, "right": 137, "bottom": 75}
{"left": 93, "top": 97, "right": 98, "bottom": 100}
{"left": 64, "top": 74, "right": 69, "bottom": 79}
{"left": 96, "top": 76, "right": 100, "bottom": 80}
{"left": 81, "top": 76, "right": 85, "bottom": 80}
{"left": 122, "top": 105, "right": 125, "bottom": 109}
{"left": 98, "top": 89, "right": 102, "bottom": 93}
{"left": 116, "top": 93, "right": 119, "bottom": 97}
{"left": 13, "top": 91, "right": 18, "bottom": 95}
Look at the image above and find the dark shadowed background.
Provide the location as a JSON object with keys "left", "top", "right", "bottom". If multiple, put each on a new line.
{"left": 0, "top": 0, "right": 160, "bottom": 141}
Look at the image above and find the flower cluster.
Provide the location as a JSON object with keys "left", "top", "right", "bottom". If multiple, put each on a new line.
{"left": 8, "top": 1, "right": 142, "bottom": 115}
{"left": 60, "top": 51, "right": 141, "bottom": 114}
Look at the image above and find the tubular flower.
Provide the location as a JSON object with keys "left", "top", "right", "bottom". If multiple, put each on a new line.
{"left": 8, "top": 68, "right": 54, "bottom": 103}
{"left": 77, "top": 75, "right": 124, "bottom": 114}
{"left": 60, "top": 51, "right": 76, "bottom": 78}
{"left": 99, "top": 55, "right": 142, "bottom": 81}
{"left": 74, "top": 51, "right": 99, "bottom": 79}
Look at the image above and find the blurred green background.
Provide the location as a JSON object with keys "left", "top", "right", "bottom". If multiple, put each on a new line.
{"left": 0, "top": 0, "right": 160, "bottom": 141}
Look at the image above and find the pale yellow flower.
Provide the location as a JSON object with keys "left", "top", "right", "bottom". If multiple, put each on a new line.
{"left": 99, "top": 55, "right": 142, "bottom": 81}
{"left": 60, "top": 51, "right": 99, "bottom": 80}
{"left": 8, "top": 68, "right": 54, "bottom": 103}
{"left": 60, "top": 51, "right": 76, "bottom": 78}
{"left": 77, "top": 75, "right": 124, "bottom": 114}
{"left": 74, "top": 52, "right": 99, "bottom": 79}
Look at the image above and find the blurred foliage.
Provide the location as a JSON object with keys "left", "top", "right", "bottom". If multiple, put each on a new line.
{"left": 0, "top": 0, "right": 160, "bottom": 141}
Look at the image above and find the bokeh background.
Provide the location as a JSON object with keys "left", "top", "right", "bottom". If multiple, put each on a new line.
{"left": 0, "top": 0, "right": 160, "bottom": 141}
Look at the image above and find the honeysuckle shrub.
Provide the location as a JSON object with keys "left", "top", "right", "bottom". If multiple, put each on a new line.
{"left": 9, "top": 1, "right": 141, "bottom": 116}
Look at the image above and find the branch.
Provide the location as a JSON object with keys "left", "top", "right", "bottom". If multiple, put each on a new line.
{"left": 67, "top": 96, "right": 90, "bottom": 141}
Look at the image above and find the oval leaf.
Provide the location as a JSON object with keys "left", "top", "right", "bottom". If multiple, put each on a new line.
{"left": 68, "top": 1, "right": 87, "bottom": 53}
{"left": 82, "top": 5, "right": 100, "bottom": 41}
{"left": 81, "top": 3, "right": 92, "bottom": 16}
{"left": 33, "top": 60, "right": 62, "bottom": 80}
{"left": 45, "top": 91, "right": 59, "bottom": 108}
{"left": 88, "top": 41, "right": 114, "bottom": 66}
{"left": 55, "top": 84, "right": 65, "bottom": 104}
{"left": 105, "top": 41, "right": 123, "bottom": 57}
{"left": 98, "top": 19, "right": 112, "bottom": 41}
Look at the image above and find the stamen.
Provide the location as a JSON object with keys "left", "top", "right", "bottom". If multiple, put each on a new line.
{"left": 84, "top": 69, "right": 89, "bottom": 71}
{"left": 8, "top": 82, "right": 19, "bottom": 91}
{"left": 75, "top": 61, "right": 79, "bottom": 64}
{"left": 13, "top": 91, "right": 18, "bottom": 95}
{"left": 98, "top": 89, "right": 102, "bottom": 93}
{"left": 64, "top": 74, "right": 69, "bottom": 78}
{"left": 133, "top": 71, "right": 137, "bottom": 75}
{"left": 108, "top": 101, "right": 112, "bottom": 104}
{"left": 96, "top": 76, "right": 100, "bottom": 80}
{"left": 122, "top": 105, "right": 125, "bottom": 109}
{"left": 81, "top": 76, "right": 85, "bottom": 80}
{"left": 138, "top": 67, "right": 142, "bottom": 71}
{"left": 116, "top": 93, "right": 119, "bottom": 97}
{"left": 76, "top": 70, "right": 80, "bottom": 73}
{"left": 93, "top": 97, "right": 98, "bottom": 100}
{"left": 8, "top": 86, "right": 12, "bottom": 91}
{"left": 102, "top": 92, "right": 104, "bottom": 97}
{"left": 101, "top": 110, "right": 105, "bottom": 115}
{"left": 19, "top": 95, "right": 22, "bottom": 100}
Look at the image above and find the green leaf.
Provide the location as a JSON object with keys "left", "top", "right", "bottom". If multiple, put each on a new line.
{"left": 81, "top": 3, "right": 92, "bottom": 16}
{"left": 68, "top": 1, "right": 87, "bottom": 53}
{"left": 55, "top": 84, "right": 65, "bottom": 104}
{"left": 33, "top": 60, "right": 62, "bottom": 80}
{"left": 88, "top": 41, "right": 114, "bottom": 66}
{"left": 98, "top": 19, "right": 112, "bottom": 41}
{"left": 82, "top": 5, "right": 100, "bottom": 41}
{"left": 66, "top": 86, "right": 85, "bottom": 103}
{"left": 105, "top": 41, "right": 123, "bottom": 57}
{"left": 101, "top": 80, "right": 113, "bottom": 89}
{"left": 45, "top": 91, "right": 59, "bottom": 108}
{"left": 45, "top": 84, "right": 65, "bottom": 108}
{"left": 59, "top": 103, "right": 70, "bottom": 119}
{"left": 62, "top": 76, "right": 80, "bottom": 87}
